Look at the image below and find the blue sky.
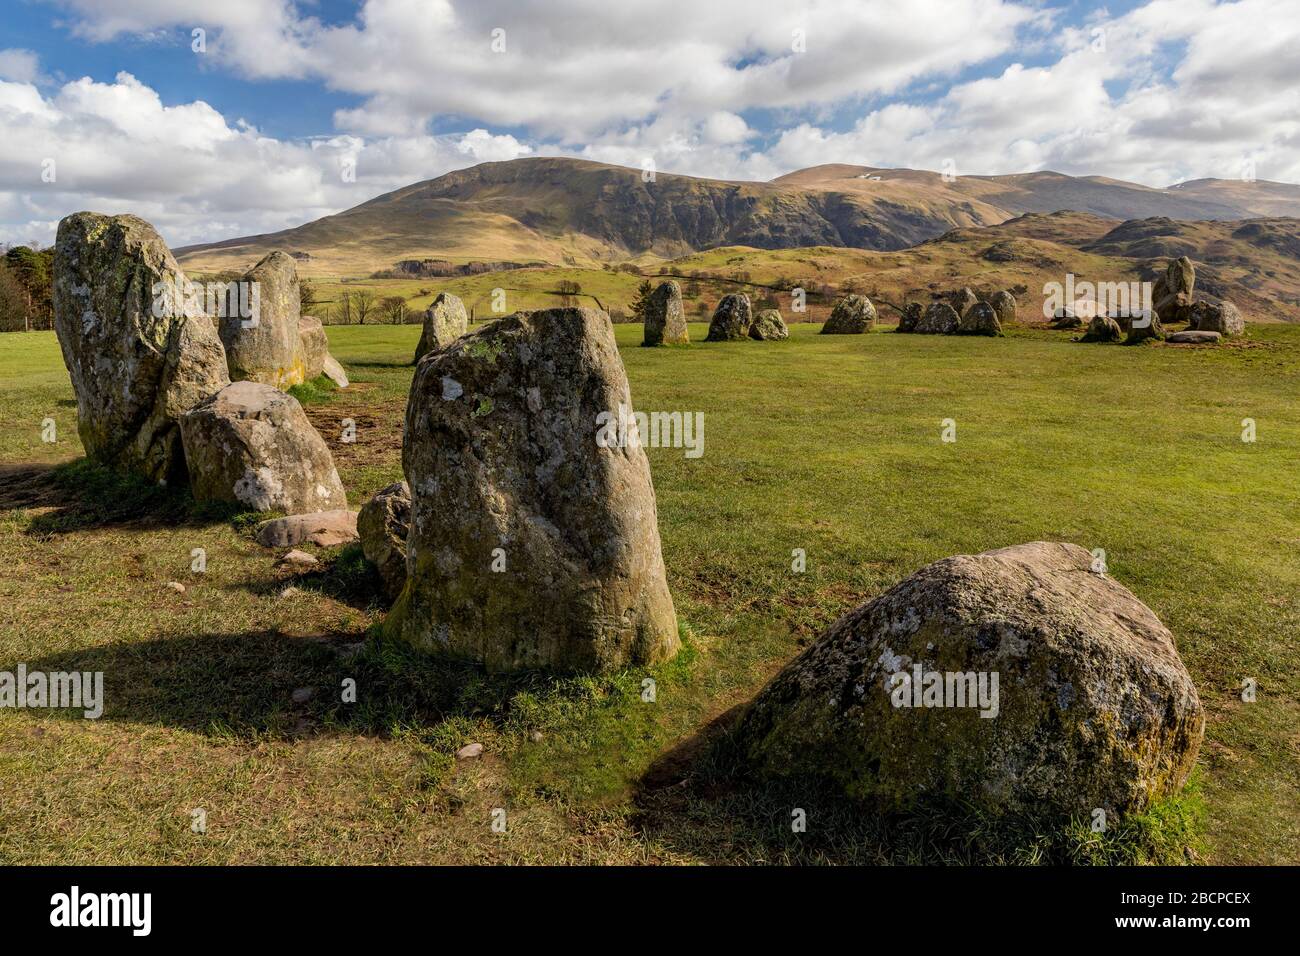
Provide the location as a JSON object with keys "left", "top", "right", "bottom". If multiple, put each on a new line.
{"left": 1, "top": 0, "right": 1295, "bottom": 246}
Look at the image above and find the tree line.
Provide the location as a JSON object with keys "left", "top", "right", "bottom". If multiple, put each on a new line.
{"left": 0, "top": 245, "right": 54, "bottom": 332}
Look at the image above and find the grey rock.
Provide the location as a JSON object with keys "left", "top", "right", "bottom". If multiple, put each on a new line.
{"left": 1153, "top": 256, "right": 1195, "bottom": 325}
{"left": 297, "top": 315, "right": 329, "bottom": 379}
{"left": 1080, "top": 314, "right": 1123, "bottom": 343}
{"left": 179, "top": 380, "right": 347, "bottom": 513}
{"left": 280, "top": 549, "right": 319, "bottom": 568}
{"left": 1125, "top": 309, "right": 1165, "bottom": 344}
{"left": 989, "top": 290, "right": 1017, "bottom": 326}
{"left": 949, "top": 287, "right": 978, "bottom": 319}
{"left": 732, "top": 542, "right": 1204, "bottom": 820}
{"left": 358, "top": 480, "right": 411, "bottom": 600}
{"left": 52, "top": 212, "right": 230, "bottom": 484}
{"left": 321, "top": 354, "right": 349, "bottom": 388}
{"left": 643, "top": 280, "right": 689, "bottom": 346}
{"left": 821, "top": 294, "right": 876, "bottom": 334}
{"left": 255, "top": 509, "right": 358, "bottom": 548}
{"left": 705, "top": 294, "right": 753, "bottom": 341}
{"left": 1167, "top": 329, "right": 1223, "bottom": 344}
{"left": 897, "top": 302, "right": 922, "bottom": 333}
{"left": 414, "top": 292, "right": 468, "bottom": 363}
{"left": 915, "top": 302, "right": 960, "bottom": 334}
{"left": 389, "top": 307, "right": 679, "bottom": 672}
{"left": 1187, "top": 300, "right": 1243, "bottom": 336}
{"left": 219, "top": 251, "right": 304, "bottom": 389}
{"left": 749, "top": 309, "right": 789, "bottom": 340}
{"left": 957, "top": 302, "right": 1002, "bottom": 336}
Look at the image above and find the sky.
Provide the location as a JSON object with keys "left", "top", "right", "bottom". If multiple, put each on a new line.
{"left": 1, "top": 0, "right": 1297, "bottom": 248}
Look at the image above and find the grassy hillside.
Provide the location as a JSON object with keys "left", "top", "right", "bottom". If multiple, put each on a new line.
{"left": 1, "top": 322, "right": 1298, "bottom": 864}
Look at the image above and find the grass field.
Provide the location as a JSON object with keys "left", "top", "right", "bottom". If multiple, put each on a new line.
{"left": 1, "top": 322, "right": 1298, "bottom": 864}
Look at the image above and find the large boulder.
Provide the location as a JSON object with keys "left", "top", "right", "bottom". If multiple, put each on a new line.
{"left": 179, "top": 380, "right": 347, "bottom": 514}
{"left": 219, "top": 251, "right": 304, "bottom": 389}
{"left": 1152, "top": 256, "right": 1195, "bottom": 325}
{"left": 897, "top": 302, "right": 922, "bottom": 333}
{"left": 957, "top": 302, "right": 1002, "bottom": 336}
{"left": 358, "top": 481, "right": 411, "bottom": 600}
{"left": 705, "top": 294, "right": 753, "bottom": 341}
{"left": 949, "top": 287, "right": 978, "bottom": 319}
{"left": 1080, "top": 314, "right": 1123, "bottom": 343}
{"left": 1125, "top": 309, "right": 1165, "bottom": 344}
{"left": 414, "top": 292, "right": 468, "bottom": 363}
{"left": 298, "top": 315, "right": 329, "bottom": 379}
{"left": 732, "top": 542, "right": 1204, "bottom": 820}
{"left": 915, "top": 302, "right": 960, "bottom": 334}
{"left": 1187, "top": 300, "right": 1244, "bottom": 336}
{"left": 642, "top": 280, "right": 689, "bottom": 346}
{"left": 821, "top": 295, "right": 876, "bottom": 334}
{"left": 1167, "top": 329, "right": 1222, "bottom": 344}
{"left": 389, "top": 307, "right": 680, "bottom": 672}
{"left": 989, "top": 290, "right": 1017, "bottom": 327}
{"left": 52, "top": 212, "right": 230, "bottom": 484}
{"left": 749, "top": 309, "right": 789, "bottom": 341}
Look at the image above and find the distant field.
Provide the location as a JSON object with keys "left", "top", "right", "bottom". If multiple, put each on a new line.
{"left": 1, "top": 323, "right": 1298, "bottom": 864}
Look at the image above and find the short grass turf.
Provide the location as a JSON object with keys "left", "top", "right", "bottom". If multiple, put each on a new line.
{"left": 0, "top": 322, "right": 1297, "bottom": 864}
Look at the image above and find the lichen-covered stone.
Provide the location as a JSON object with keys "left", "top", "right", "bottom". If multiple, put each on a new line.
{"left": 52, "top": 211, "right": 230, "bottom": 484}
{"left": 358, "top": 480, "right": 410, "bottom": 600}
{"left": 1081, "top": 314, "right": 1123, "bottom": 343}
{"left": 705, "top": 293, "right": 752, "bottom": 341}
{"left": 915, "top": 302, "right": 960, "bottom": 334}
{"left": 643, "top": 280, "right": 689, "bottom": 346}
{"left": 414, "top": 292, "right": 468, "bottom": 363}
{"left": 389, "top": 307, "right": 679, "bottom": 672}
{"left": 749, "top": 309, "right": 789, "bottom": 340}
{"left": 949, "top": 287, "right": 978, "bottom": 319}
{"left": 1125, "top": 309, "right": 1165, "bottom": 344}
{"left": 897, "top": 302, "right": 922, "bottom": 333}
{"left": 179, "top": 380, "right": 346, "bottom": 513}
{"left": 732, "top": 542, "right": 1204, "bottom": 820}
{"left": 1187, "top": 300, "right": 1244, "bottom": 336}
{"left": 298, "top": 315, "right": 328, "bottom": 379}
{"left": 219, "top": 251, "right": 304, "bottom": 389}
{"left": 957, "top": 302, "right": 1002, "bottom": 336}
{"left": 821, "top": 294, "right": 876, "bottom": 334}
{"left": 989, "top": 290, "right": 1017, "bottom": 326}
{"left": 1152, "top": 256, "right": 1195, "bottom": 325}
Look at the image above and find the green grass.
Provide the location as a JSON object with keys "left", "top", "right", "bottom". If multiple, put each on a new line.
{"left": 1, "top": 321, "right": 1298, "bottom": 864}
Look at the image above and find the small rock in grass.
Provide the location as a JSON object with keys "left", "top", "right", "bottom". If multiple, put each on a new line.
{"left": 291, "top": 687, "right": 315, "bottom": 704}
{"left": 165, "top": 581, "right": 186, "bottom": 594}
{"left": 280, "top": 549, "right": 318, "bottom": 568}
{"left": 456, "top": 742, "right": 484, "bottom": 759}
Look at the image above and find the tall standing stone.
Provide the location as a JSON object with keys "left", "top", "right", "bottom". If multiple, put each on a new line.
{"left": 1152, "top": 256, "right": 1195, "bottom": 325}
{"left": 705, "top": 293, "right": 753, "bottom": 341}
{"left": 642, "top": 280, "right": 689, "bottom": 346}
{"left": 219, "top": 251, "right": 304, "bottom": 389}
{"left": 989, "top": 290, "right": 1017, "bottom": 326}
{"left": 52, "top": 212, "right": 230, "bottom": 484}
{"left": 390, "top": 307, "right": 680, "bottom": 672}
{"left": 414, "top": 292, "right": 469, "bottom": 363}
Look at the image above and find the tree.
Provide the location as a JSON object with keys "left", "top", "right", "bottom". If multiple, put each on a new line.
{"left": 332, "top": 291, "right": 354, "bottom": 326}
{"left": 353, "top": 289, "right": 375, "bottom": 325}
{"left": 629, "top": 279, "right": 654, "bottom": 324}
{"left": 381, "top": 295, "right": 408, "bottom": 325}
{"left": 3, "top": 245, "right": 53, "bottom": 331}
{"left": 0, "top": 262, "right": 29, "bottom": 332}
{"left": 299, "top": 279, "right": 319, "bottom": 315}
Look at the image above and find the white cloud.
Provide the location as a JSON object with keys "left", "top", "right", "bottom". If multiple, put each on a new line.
{"left": 0, "top": 49, "right": 45, "bottom": 84}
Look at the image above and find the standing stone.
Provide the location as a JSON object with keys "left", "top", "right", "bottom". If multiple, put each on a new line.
{"left": 179, "top": 380, "right": 347, "bottom": 513}
{"left": 390, "top": 307, "right": 679, "bottom": 672}
{"left": 322, "top": 355, "right": 349, "bottom": 388}
{"left": 298, "top": 315, "right": 329, "bottom": 379}
{"left": 897, "top": 302, "right": 922, "bottom": 333}
{"left": 957, "top": 302, "right": 1002, "bottom": 336}
{"left": 915, "top": 302, "right": 960, "bottom": 334}
{"left": 821, "top": 294, "right": 876, "bottom": 334}
{"left": 949, "top": 287, "right": 978, "bottom": 319}
{"left": 1187, "top": 300, "right": 1244, "bottom": 336}
{"left": 749, "top": 309, "right": 789, "bottom": 340}
{"left": 219, "top": 251, "right": 304, "bottom": 389}
{"left": 732, "top": 542, "right": 1204, "bottom": 820}
{"left": 414, "top": 292, "right": 468, "bottom": 363}
{"left": 358, "top": 481, "right": 411, "bottom": 601}
{"left": 52, "top": 212, "right": 230, "bottom": 484}
{"left": 1125, "top": 309, "right": 1165, "bottom": 344}
{"left": 643, "top": 280, "right": 689, "bottom": 346}
{"left": 1152, "top": 256, "right": 1195, "bottom": 325}
{"left": 1080, "top": 314, "right": 1123, "bottom": 343}
{"left": 990, "top": 290, "right": 1017, "bottom": 326}
{"left": 705, "top": 293, "right": 753, "bottom": 341}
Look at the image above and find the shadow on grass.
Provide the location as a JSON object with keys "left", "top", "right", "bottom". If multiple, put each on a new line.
{"left": 7, "top": 628, "right": 566, "bottom": 743}
{"left": 631, "top": 709, "right": 1204, "bottom": 865}
{"left": 0, "top": 459, "right": 247, "bottom": 536}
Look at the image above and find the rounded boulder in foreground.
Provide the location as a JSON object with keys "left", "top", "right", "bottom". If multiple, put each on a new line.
{"left": 821, "top": 294, "right": 876, "bottom": 334}
{"left": 732, "top": 542, "right": 1204, "bottom": 821}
